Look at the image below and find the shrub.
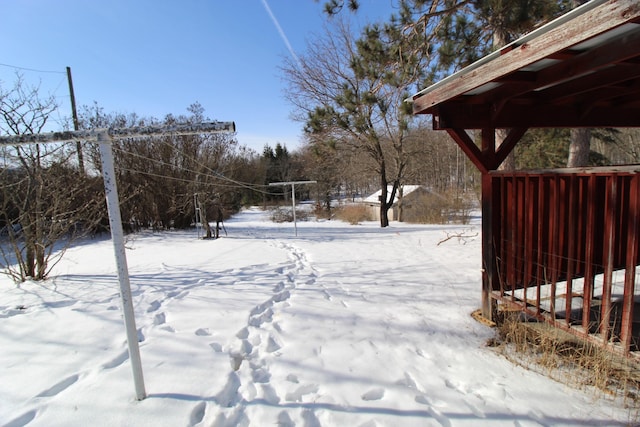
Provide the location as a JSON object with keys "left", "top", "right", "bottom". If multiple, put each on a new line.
{"left": 403, "top": 190, "right": 475, "bottom": 224}
{"left": 334, "top": 204, "right": 373, "bottom": 225}
{"left": 269, "top": 207, "right": 309, "bottom": 223}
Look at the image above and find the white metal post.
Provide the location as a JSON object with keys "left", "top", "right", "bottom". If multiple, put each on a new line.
{"left": 97, "top": 130, "right": 147, "bottom": 401}
{"left": 268, "top": 180, "right": 316, "bottom": 237}
{"left": 0, "top": 122, "right": 236, "bottom": 403}
{"left": 194, "top": 193, "right": 201, "bottom": 239}
{"left": 291, "top": 183, "right": 297, "bottom": 236}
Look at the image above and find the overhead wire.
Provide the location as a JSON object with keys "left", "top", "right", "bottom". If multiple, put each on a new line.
{"left": 0, "top": 63, "right": 294, "bottom": 197}
{"left": 0, "top": 63, "right": 71, "bottom": 131}
{"left": 109, "top": 142, "right": 281, "bottom": 196}
{"left": 156, "top": 136, "right": 278, "bottom": 194}
{"left": 0, "top": 62, "right": 66, "bottom": 74}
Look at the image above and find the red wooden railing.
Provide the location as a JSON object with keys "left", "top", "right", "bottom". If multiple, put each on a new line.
{"left": 490, "top": 165, "right": 640, "bottom": 354}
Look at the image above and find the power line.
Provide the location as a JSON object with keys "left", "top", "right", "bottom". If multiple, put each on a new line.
{"left": 115, "top": 135, "right": 275, "bottom": 192}
{"left": 110, "top": 145, "right": 278, "bottom": 195}
{"left": 0, "top": 62, "right": 65, "bottom": 74}
{"left": 115, "top": 166, "right": 277, "bottom": 195}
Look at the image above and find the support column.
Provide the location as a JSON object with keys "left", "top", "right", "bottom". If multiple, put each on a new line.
{"left": 481, "top": 129, "right": 498, "bottom": 320}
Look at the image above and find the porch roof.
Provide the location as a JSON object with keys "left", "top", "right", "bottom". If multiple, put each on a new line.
{"left": 409, "top": 0, "right": 640, "bottom": 130}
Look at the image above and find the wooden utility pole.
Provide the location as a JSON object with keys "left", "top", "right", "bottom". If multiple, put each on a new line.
{"left": 66, "top": 66, "right": 85, "bottom": 174}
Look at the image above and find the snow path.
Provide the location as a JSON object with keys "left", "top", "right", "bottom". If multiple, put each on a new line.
{"left": 0, "top": 208, "right": 633, "bottom": 426}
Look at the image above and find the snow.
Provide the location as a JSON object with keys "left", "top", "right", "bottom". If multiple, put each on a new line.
{"left": 0, "top": 207, "right": 634, "bottom": 426}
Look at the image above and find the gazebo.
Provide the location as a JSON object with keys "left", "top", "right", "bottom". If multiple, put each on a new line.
{"left": 410, "top": 0, "right": 640, "bottom": 356}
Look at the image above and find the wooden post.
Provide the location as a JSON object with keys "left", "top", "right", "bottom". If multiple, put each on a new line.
{"left": 481, "top": 129, "right": 497, "bottom": 320}
{"left": 66, "top": 66, "right": 84, "bottom": 174}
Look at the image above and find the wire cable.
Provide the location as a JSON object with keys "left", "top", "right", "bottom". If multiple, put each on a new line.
{"left": 110, "top": 145, "right": 280, "bottom": 196}
{"left": 0, "top": 63, "right": 65, "bottom": 74}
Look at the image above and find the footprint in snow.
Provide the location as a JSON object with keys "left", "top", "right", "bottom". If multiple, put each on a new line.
{"left": 262, "top": 384, "right": 280, "bottom": 404}
{"left": 250, "top": 363, "right": 271, "bottom": 383}
{"left": 153, "top": 312, "right": 166, "bottom": 325}
{"left": 302, "top": 409, "right": 322, "bottom": 427}
{"left": 195, "top": 327, "right": 211, "bottom": 336}
{"left": 102, "top": 350, "right": 129, "bottom": 369}
{"left": 45, "top": 300, "right": 77, "bottom": 309}
{"left": 215, "top": 372, "right": 242, "bottom": 407}
{"left": 427, "top": 406, "right": 453, "bottom": 427}
{"left": 167, "top": 290, "right": 189, "bottom": 299}
{"left": 277, "top": 411, "right": 294, "bottom": 427}
{"left": 285, "top": 383, "right": 319, "bottom": 402}
{"left": 147, "top": 300, "right": 161, "bottom": 313}
{"left": 266, "top": 335, "right": 281, "bottom": 353}
{"left": 285, "top": 373, "right": 299, "bottom": 383}
{"left": 189, "top": 401, "right": 206, "bottom": 426}
{"left": 211, "top": 406, "right": 249, "bottom": 427}
{"left": 361, "top": 388, "right": 385, "bottom": 401}
{"left": 3, "top": 410, "right": 36, "bottom": 427}
{"left": 249, "top": 307, "right": 273, "bottom": 327}
{"left": 36, "top": 374, "right": 80, "bottom": 397}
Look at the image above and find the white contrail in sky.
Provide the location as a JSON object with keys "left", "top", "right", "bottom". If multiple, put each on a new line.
{"left": 260, "top": 0, "right": 303, "bottom": 69}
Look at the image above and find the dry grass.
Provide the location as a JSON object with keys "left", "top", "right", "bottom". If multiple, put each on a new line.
{"left": 334, "top": 204, "right": 374, "bottom": 225}
{"left": 486, "top": 310, "right": 640, "bottom": 421}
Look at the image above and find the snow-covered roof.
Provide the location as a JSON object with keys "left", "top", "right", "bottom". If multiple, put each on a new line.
{"left": 363, "top": 185, "right": 424, "bottom": 204}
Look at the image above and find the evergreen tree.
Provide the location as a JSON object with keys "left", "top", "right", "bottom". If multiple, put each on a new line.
{"left": 322, "top": 0, "right": 571, "bottom": 171}
{"left": 284, "top": 19, "right": 422, "bottom": 227}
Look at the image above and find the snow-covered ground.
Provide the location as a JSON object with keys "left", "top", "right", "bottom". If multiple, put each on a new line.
{"left": 0, "top": 207, "right": 635, "bottom": 426}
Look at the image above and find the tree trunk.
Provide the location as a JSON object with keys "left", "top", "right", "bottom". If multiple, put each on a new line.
{"left": 493, "top": 30, "right": 516, "bottom": 171}
{"left": 379, "top": 184, "right": 389, "bottom": 227}
{"left": 202, "top": 220, "right": 213, "bottom": 239}
{"left": 566, "top": 2, "right": 591, "bottom": 169}
{"left": 397, "top": 186, "right": 404, "bottom": 222}
{"left": 214, "top": 205, "right": 223, "bottom": 239}
{"left": 199, "top": 202, "right": 213, "bottom": 239}
{"left": 567, "top": 128, "right": 591, "bottom": 167}
{"left": 497, "top": 128, "right": 516, "bottom": 171}
{"left": 25, "top": 238, "right": 36, "bottom": 279}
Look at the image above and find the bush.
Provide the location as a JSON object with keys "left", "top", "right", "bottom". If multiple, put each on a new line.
{"left": 269, "top": 207, "right": 309, "bottom": 223}
{"left": 334, "top": 204, "right": 373, "bottom": 225}
{"left": 403, "top": 190, "right": 475, "bottom": 224}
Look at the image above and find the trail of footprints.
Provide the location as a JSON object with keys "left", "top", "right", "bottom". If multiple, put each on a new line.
{"left": 187, "top": 241, "right": 467, "bottom": 426}
{"left": 6, "top": 242, "right": 480, "bottom": 427}
{"left": 191, "top": 242, "right": 321, "bottom": 426}
{"left": 5, "top": 336, "right": 145, "bottom": 426}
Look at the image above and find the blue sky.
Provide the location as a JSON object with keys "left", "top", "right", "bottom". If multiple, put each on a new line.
{"left": 0, "top": 0, "right": 392, "bottom": 152}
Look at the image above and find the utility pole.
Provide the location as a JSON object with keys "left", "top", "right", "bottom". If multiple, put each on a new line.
{"left": 66, "top": 66, "right": 85, "bottom": 174}
{"left": 268, "top": 180, "right": 316, "bottom": 236}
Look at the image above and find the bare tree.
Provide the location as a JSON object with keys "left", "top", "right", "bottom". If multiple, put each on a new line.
{"left": 78, "top": 102, "right": 245, "bottom": 235}
{"left": 0, "top": 74, "right": 105, "bottom": 282}
{"left": 283, "top": 20, "right": 426, "bottom": 227}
